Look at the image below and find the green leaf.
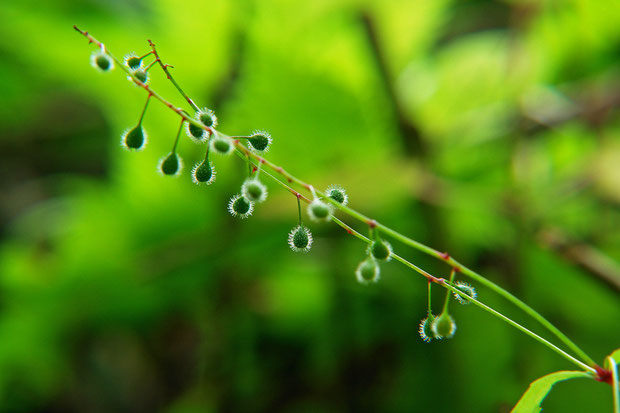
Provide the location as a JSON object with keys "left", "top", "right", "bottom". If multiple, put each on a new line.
{"left": 512, "top": 370, "right": 592, "bottom": 413}
{"left": 609, "top": 348, "right": 620, "bottom": 363}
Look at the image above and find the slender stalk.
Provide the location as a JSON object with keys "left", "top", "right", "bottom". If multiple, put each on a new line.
{"left": 148, "top": 39, "right": 200, "bottom": 112}
{"left": 444, "top": 280, "right": 597, "bottom": 374}
{"left": 235, "top": 140, "right": 596, "bottom": 367}
{"left": 427, "top": 281, "right": 433, "bottom": 316}
{"left": 137, "top": 94, "right": 151, "bottom": 126}
{"left": 74, "top": 26, "right": 210, "bottom": 136}
{"left": 441, "top": 269, "right": 455, "bottom": 314}
{"left": 75, "top": 26, "right": 597, "bottom": 370}
{"left": 171, "top": 118, "right": 184, "bottom": 152}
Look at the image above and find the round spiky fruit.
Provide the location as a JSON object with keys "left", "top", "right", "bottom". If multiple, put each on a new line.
{"left": 211, "top": 136, "right": 233, "bottom": 155}
{"left": 159, "top": 152, "right": 182, "bottom": 176}
{"left": 288, "top": 225, "right": 313, "bottom": 252}
{"left": 192, "top": 160, "right": 215, "bottom": 185}
{"left": 228, "top": 194, "right": 254, "bottom": 218}
{"left": 248, "top": 130, "right": 272, "bottom": 152}
{"left": 326, "top": 185, "right": 348, "bottom": 206}
{"left": 419, "top": 316, "right": 435, "bottom": 343}
{"left": 130, "top": 69, "right": 148, "bottom": 84}
{"left": 121, "top": 125, "right": 146, "bottom": 151}
{"left": 242, "top": 178, "right": 268, "bottom": 203}
{"left": 355, "top": 257, "right": 380, "bottom": 285}
{"left": 186, "top": 122, "right": 207, "bottom": 142}
{"left": 453, "top": 282, "right": 477, "bottom": 305}
{"left": 197, "top": 108, "right": 217, "bottom": 128}
{"left": 431, "top": 313, "right": 456, "bottom": 339}
{"left": 91, "top": 51, "right": 114, "bottom": 72}
{"left": 307, "top": 199, "right": 332, "bottom": 222}
{"left": 124, "top": 53, "right": 142, "bottom": 70}
{"left": 369, "top": 239, "right": 392, "bottom": 261}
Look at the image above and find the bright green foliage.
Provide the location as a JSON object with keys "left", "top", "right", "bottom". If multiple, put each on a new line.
{"left": 1, "top": 1, "right": 619, "bottom": 412}
{"left": 512, "top": 371, "right": 592, "bottom": 413}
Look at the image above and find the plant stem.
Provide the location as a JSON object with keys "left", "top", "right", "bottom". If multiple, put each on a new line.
{"left": 444, "top": 280, "right": 597, "bottom": 374}
{"left": 76, "top": 26, "right": 597, "bottom": 370}
{"left": 427, "top": 281, "right": 433, "bottom": 317}
{"left": 148, "top": 39, "right": 200, "bottom": 113}
{"left": 137, "top": 93, "right": 151, "bottom": 126}
{"left": 234, "top": 141, "right": 596, "bottom": 367}
{"left": 441, "top": 269, "right": 455, "bottom": 314}
{"left": 171, "top": 118, "right": 184, "bottom": 153}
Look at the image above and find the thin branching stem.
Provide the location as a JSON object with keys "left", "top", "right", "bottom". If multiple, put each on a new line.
{"left": 446, "top": 281, "right": 597, "bottom": 374}
{"left": 148, "top": 39, "right": 200, "bottom": 112}
{"left": 75, "top": 26, "right": 598, "bottom": 370}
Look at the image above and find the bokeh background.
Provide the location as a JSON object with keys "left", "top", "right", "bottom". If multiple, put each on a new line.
{"left": 1, "top": 0, "right": 619, "bottom": 412}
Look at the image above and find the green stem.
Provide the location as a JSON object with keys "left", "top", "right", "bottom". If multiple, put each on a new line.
{"left": 444, "top": 280, "right": 596, "bottom": 374}
{"left": 232, "top": 149, "right": 596, "bottom": 373}
{"left": 144, "top": 59, "right": 158, "bottom": 72}
{"left": 441, "top": 269, "right": 455, "bottom": 314}
{"left": 138, "top": 51, "right": 153, "bottom": 60}
{"left": 137, "top": 94, "right": 151, "bottom": 126}
{"left": 171, "top": 118, "right": 184, "bottom": 153}
{"left": 427, "top": 281, "right": 433, "bottom": 317}
{"left": 147, "top": 39, "right": 200, "bottom": 113}
{"left": 75, "top": 26, "right": 597, "bottom": 370}
{"left": 297, "top": 196, "right": 302, "bottom": 226}
{"left": 233, "top": 141, "right": 596, "bottom": 367}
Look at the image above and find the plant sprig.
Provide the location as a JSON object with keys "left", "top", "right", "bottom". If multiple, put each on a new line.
{"left": 75, "top": 26, "right": 608, "bottom": 379}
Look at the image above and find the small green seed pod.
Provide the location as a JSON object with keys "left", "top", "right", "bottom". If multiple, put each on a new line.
{"left": 288, "top": 225, "right": 313, "bottom": 253}
{"left": 121, "top": 125, "right": 147, "bottom": 151}
{"left": 418, "top": 316, "right": 435, "bottom": 343}
{"left": 369, "top": 238, "right": 392, "bottom": 261}
{"left": 197, "top": 108, "right": 218, "bottom": 128}
{"left": 248, "top": 130, "right": 272, "bottom": 152}
{"left": 431, "top": 313, "right": 456, "bottom": 339}
{"left": 211, "top": 136, "right": 233, "bottom": 155}
{"left": 242, "top": 178, "right": 268, "bottom": 203}
{"left": 159, "top": 152, "right": 182, "bottom": 176}
{"left": 307, "top": 199, "right": 332, "bottom": 222}
{"left": 186, "top": 122, "right": 207, "bottom": 142}
{"left": 91, "top": 51, "right": 114, "bottom": 72}
{"left": 129, "top": 69, "right": 148, "bottom": 85}
{"left": 124, "top": 53, "right": 142, "bottom": 70}
{"left": 191, "top": 160, "right": 216, "bottom": 185}
{"left": 355, "top": 257, "right": 380, "bottom": 285}
{"left": 452, "top": 282, "right": 477, "bottom": 305}
{"left": 228, "top": 194, "right": 254, "bottom": 218}
{"left": 326, "top": 184, "right": 348, "bottom": 206}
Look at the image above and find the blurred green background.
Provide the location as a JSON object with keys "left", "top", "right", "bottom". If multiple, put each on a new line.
{"left": 1, "top": 0, "right": 619, "bottom": 411}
